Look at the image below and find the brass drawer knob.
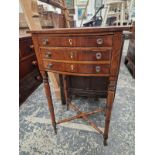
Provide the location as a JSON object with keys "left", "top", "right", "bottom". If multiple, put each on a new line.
{"left": 47, "top": 63, "right": 53, "bottom": 69}
{"left": 35, "top": 75, "right": 42, "bottom": 81}
{"left": 69, "top": 39, "right": 72, "bottom": 45}
{"left": 96, "top": 66, "right": 101, "bottom": 73}
{"left": 96, "top": 52, "right": 102, "bottom": 59}
{"left": 32, "top": 60, "right": 37, "bottom": 66}
{"left": 97, "top": 38, "right": 103, "bottom": 45}
{"left": 30, "top": 45, "right": 34, "bottom": 49}
{"left": 70, "top": 64, "right": 74, "bottom": 71}
{"left": 70, "top": 52, "right": 74, "bottom": 59}
{"left": 45, "top": 52, "right": 52, "bottom": 58}
{"left": 42, "top": 39, "right": 49, "bottom": 45}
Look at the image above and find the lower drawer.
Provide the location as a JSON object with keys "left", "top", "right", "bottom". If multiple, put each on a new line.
{"left": 43, "top": 61, "right": 110, "bottom": 74}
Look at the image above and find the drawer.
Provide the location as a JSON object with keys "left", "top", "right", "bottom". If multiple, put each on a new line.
{"left": 41, "top": 49, "right": 77, "bottom": 61}
{"left": 38, "top": 35, "right": 113, "bottom": 47}
{"left": 43, "top": 61, "right": 77, "bottom": 73}
{"left": 19, "top": 37, "right": 34, "bottom": 57}
{"left": 43, "top": 61, "right": 64, "bottom": 72}
{"left": 77, "top": 50, "right": 111, "bottom": 61}
{"left": 43, "top": 61, "right": 110, "bottom": 74}
{"left": 77, "top": 64, "right": 110, "bottom": 74}
{"left": 41, "top": 48, "right": 111, "bottom": 61}
{"left": 20, "top": 55, "right": 36, "bottom": 79}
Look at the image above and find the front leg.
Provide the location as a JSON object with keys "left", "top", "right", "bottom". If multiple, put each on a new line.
{"left": 59, "top": 75, "right": 66, "bottom": 105}
{"left": 103, "top": 90, "right": 115, "bottom": 146}
{"left": 63, "top": 75, "right": 71, "bottom": 110}
{"left": 41, "top": 71, "right": 57, "bottom": 134}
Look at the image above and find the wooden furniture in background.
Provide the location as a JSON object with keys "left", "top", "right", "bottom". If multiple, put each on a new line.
{"left": 102, "top": 0, "right": 132, "bottom": 26}
{"left": 19, "top": 35, "right": 42, "bottom": 104}
{"left": 38, "top": 0, "right": 71, "bottom": 28}
{"left": 65, "top": 0, "right": 76, "bottom": 27}
{"left": 19, "top": 8, "right": 65, "bottom": 101}
{"left": 19, "top": 4, "right": 66, "bottom": 29}
{"left": 124, "top": 24, "right": 135, "bottom": 78}
{"left": 20, "top": 0, "right": 71, "bottom": 98}
{"left": 20, "top": 0, "right": 41, "bottom": 30}
{"left": 30, "top": 26, "right": 130, "bottom": 145}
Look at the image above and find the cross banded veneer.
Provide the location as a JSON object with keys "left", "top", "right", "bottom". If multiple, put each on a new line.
{"left": 30, "top": 26, "right": 131, "bottom": 146}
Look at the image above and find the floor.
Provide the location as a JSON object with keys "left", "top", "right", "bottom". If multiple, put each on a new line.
{"left": 19, "top": 40, "right": 135, "bottom": 155}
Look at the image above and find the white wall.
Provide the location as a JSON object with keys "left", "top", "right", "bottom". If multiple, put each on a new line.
{"left": 19, "top": 3, "right": 23, "bottom": 13}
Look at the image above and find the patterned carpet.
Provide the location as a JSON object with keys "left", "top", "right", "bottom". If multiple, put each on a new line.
{"left": 19, "top": 40, "right": 135, "bottom": 155}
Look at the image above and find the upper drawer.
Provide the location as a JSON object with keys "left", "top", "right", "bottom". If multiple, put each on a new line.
{"left": 38, "top": 35, "right": 113, "bottom": 47}
{"left": 41, "top": 48, "right": 111, "bottom": 61}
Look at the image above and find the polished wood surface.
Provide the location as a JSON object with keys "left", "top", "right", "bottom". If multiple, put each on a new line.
{"left": 40, "top": 48, "right": 111, "bottom": 61}
{"left": 30, "top": 26, "right": 130, "bottom": 33}
{"left": 43, "top": 60, "right": 110, "bottom": 74}
{"left": 30, "top": 27, "right": 130, "bottom": 145}
{"left": 38, "top": 35, "right": 113, "bottom": 47}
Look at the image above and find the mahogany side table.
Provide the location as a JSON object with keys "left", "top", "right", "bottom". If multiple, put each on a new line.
{"left": 30, "top": 27, "right": 130, "bottom": 145}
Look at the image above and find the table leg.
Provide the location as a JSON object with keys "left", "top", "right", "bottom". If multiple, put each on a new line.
{"left": 41, "top": 71, "right": 57, "bottom": 134}
{"left": 103, "top": 90, "right": 115, "bottom": 146}
{"left": 59, "top": 75, "right": 66, "bottom": 105}
{"left": 63, "top": 75, "right": 70, "bottom": 110}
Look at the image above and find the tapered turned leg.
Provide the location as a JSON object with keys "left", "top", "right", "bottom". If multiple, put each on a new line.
{"left": 41, "top": 71, "right": 57, "bottom": 134}
{"left": 103, "top": 91, "right": 115, "bottom": 146}
{"left": 62, "top": 75, "right": 70, "bottom": 110}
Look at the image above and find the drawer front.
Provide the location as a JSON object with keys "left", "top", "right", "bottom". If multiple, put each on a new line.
{"left": 65, "top": 63, "right": 78, "bottom": 73}
{"left": 41, "top": 49, "right": 77, "bottom": 61}
{"left": 19, "top": 55, "right": 36, "bottom": 79}
{"left": 19, "top": 38, "right": 34, "bottom": 57}
{"left": 43, "top": 61, "right": 64, "bottom": 72}
{"left": 43, "top": 61, "right": 110, "bottom": 74}
{"left": 39, "top": 35, "right": 113, "bottom": 47}
{"left": 41, "top": 48, "right": 111, "bottom": 61}
{"left": 77, "top": 64, "right": 110, "bottom": 74}
{"left": 77, "top": 50, "right": 111, "bottom": 61}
